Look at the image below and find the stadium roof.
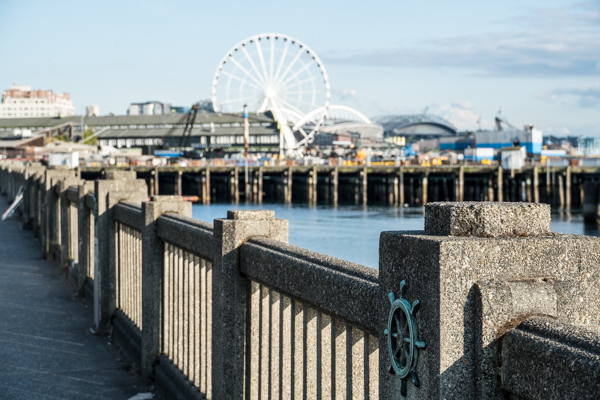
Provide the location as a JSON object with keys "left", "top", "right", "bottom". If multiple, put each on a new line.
{"left": 371, "top": 114, "right": 457, "bottom": 136}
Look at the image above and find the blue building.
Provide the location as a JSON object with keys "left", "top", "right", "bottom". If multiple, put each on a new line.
{"left": 440, "top": 128, "right": 543, "bottom": 156}
{"left": 473, "top": 129, "right": 542, "bottom": 155}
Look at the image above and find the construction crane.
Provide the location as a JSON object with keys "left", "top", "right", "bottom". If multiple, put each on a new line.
{"left": 35, "top": 122, "right": 74, "bottom": 140}
{"left": 159, "top": 103, "right": 200, "bottom": 154}
{"left": 178, "top": 103, "right": 200, "bottom": 149}
{"left": 494, "top": 108, "right": 518, "bottom": 131}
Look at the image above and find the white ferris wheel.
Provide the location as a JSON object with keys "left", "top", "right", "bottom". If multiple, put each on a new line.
{"left": 212, "top": 33, "right": 331, "bottom": 150}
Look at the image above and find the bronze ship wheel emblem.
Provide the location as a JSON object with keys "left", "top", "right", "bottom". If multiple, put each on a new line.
{"left": 384, "top": 280, "right": 426, "bottom": 397}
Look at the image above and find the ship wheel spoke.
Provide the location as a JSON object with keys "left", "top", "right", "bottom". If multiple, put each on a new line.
{"left": 393, "top": 313, "right": 402, "bottom": 334}
{"left": 394, "top": 343, "right": 403, "bottom": 357}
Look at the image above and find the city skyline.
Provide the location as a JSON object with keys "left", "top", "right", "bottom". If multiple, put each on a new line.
{"left": 0, "top": 0, "right": 598, "bottom": 136}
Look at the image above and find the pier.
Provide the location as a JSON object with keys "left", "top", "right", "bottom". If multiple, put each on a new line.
{"left": 1, "top": 160, "right": 600, "bottom": 399}
{"left": 75, "top": 164, "right": 600, "bottom": 219}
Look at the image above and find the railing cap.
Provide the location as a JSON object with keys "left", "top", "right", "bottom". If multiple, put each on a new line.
{"left": 105, "top": 170, "right": 136, "bottom": 180}
{"left": 48, "top": 165, "right": 69, "bottom": 171}
{"left": 425, "top": 201, "right": 552, "bottom": 237}
{"left": 149, "top": 195, "right": 183, "bottom": 202}
{"left": 227, "top": 209, "right": 275, "bottom": 220}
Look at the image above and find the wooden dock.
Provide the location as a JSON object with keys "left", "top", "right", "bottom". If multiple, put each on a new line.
{"left": 78, "top": 165, "right": 600, "bottom": 216}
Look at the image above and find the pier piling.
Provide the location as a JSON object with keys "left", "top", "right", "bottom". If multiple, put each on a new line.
{"left": 422, "top": 174, "right": 428, "bottom": 205}
{"left": 497, "top": 167, "right": 503, "bottom": 202}
{"left": 361, "top": 167, "right": 368, "bottom": 205}
{"left": 566, "top": 166, "right": 572, "bottom": 210}
{"left": 331, "top": 167, "right": 338, "bottom": 206}
{"left": 399, "top": 168, "right": 405, "bottom": 206}
{"left": 284, "top": 167, "right": 294, "bottom": 204}
{"left": 177, "top": 171, "right": 182, "bottom": 196}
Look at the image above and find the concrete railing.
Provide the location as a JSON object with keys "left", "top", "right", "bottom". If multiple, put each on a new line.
{"left": 153, "top": 210, "right": 215, "bottom": 398}
{"left": 240, "top": 236, "right": 380, "bottom": 399}
{"left": 114, "top": 202, "right": 144, "bottom": 329}
{"left": 2, "top": 160, "right": 600, "bottom": 400}
{"left": 501, "top": 317, "right": 600, "bottom": 399}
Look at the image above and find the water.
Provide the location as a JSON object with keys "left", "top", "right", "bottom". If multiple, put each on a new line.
{"left": 192, "top": 204, "right": 599, "bottom": 269}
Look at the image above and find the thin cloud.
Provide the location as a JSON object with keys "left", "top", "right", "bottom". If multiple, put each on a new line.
{"left": 450, "top": 100, "right": 472, "bottom": 110}
{"left": 428, "top": 102, "right": 492, "bottom": 131}
{"left": 332, "top": 87, "right": 357, "bottom": 100}
{"left": 536, "top": 83, "right": 600, "bottom": 107}
{"left": 554, "top": 83, "right": 600, "bottom": 107}
{"left": 534, "top": 92, "right": 559, "bottom": 102}
{"left": 324, "top": 2, "right": 600, "bottom": 77}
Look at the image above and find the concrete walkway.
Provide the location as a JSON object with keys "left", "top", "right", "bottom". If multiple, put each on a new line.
{"left": 0, "top": 195, "right": 148, "bottom": 400}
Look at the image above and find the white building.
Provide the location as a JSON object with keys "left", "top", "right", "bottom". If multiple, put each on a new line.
{"left": 128, "top": 101, "right": 171, "bottom": 115}
{"left": 501, "top": 146, "right": 527, "bottom": 171}
{"left": 86, "top": 105, "right": 100, "bottom": 117}
{"left": 0, "top": 84, "right": 76, "bottom": 118}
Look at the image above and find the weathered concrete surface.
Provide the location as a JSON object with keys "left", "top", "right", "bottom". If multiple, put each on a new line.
{"left": 141, "top": 196, "right": 192, "bottom": 381}
{"left": 425, "top": 202, "right": 552, "bottom": 237}
{"left": 212, "top": 209, "right": 288, "bottom": 400}
{"left": 0, "top": 195, "right": 146, "bottom": 399}
{"left": 380, "top": 202, "right": 600, "bottom": 400}
{"left": 502, "top": 317, "right": 600, "bottom": 400}
{"left": 95, "top": 178, "right": 148, "bottom": 334}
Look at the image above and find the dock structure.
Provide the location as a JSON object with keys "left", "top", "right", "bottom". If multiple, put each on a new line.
{"left": 76, "top": 164, "right": 600, "bottom": 217}
{"left": 1, "top": 160, "right": 600, "bottom": 400}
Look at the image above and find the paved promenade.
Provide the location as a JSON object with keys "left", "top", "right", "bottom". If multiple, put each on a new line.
{"left": 0, "top": 195, "right": 147, "bottom": 399}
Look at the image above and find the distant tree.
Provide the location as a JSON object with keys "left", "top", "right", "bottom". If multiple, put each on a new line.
{"left": 83, "top": 128, "right": 98, "bottom": 145}
{"left": 55, "top": 133, "right": 71, "bottom": 142}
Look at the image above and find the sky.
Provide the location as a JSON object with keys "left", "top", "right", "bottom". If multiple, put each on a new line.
{"left": 0, "top": 0, "right": 598, "bottom": 136}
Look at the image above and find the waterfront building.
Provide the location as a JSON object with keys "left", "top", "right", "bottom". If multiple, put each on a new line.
{"left": 501, "top": 146, "right": 527, "bottom": 170}
{"left": 579, "top": 137, "right": 600, "bottom": 157}
{"left": 440, "top": 128, "right": 543, "bottom": 157}
{"left": 0, "top": 113, "right": 280, "bottom": 153}
{"left": 169, "top": 106, "right": 190, "bottom": 114}
{"left": 373, "top": 114, "right": 457, "bottom": 139}
{"left": 465, "top": 147, "right": 495, "bottom": 162}
{"left": 86, "top": 105, "right": 100, "bottom": 117}
{"left": 372, "top": 114, "right": 458, "bottom": 153}
{"left": 474, "top": 127, "right": 542, "bottom": 155}
{"left": 128, "top": 101, "right": 215, "bottom": 116}
{"left": 127, "top": 101, "right": 172, "bottom": 115}
{"left": 0, "top": 84, "right": 76, "bottom": 118}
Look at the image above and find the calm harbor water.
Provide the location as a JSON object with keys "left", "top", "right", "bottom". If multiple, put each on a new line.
{"left": 192, "top": 204, "right": 600, "bottom": 269}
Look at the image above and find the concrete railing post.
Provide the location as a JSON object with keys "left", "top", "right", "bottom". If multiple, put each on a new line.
{"left": 0, "top": 164, "right": 4, "bottom": 194}
{"left": 140, "top": 196, "right": 192, "bottom": 381}
{"left": 95, "top": 171, "right": 148, "bottom": 334}
{"left": 76, "top": 181, "right": 95, "bottom": 294}
{"left": 42, "top": 167, "right": 77, "bottom": 260}
{"left": 5, "top": 162, "right": 13, "bottom": 199}
{"left": 22, "top": 163, "right": 44, "bottom": 230}
{"left": 32, "top": 173, "right": 44, "bottom": 237}
{"left": 379, "top": 201, "right": 600, "bottom": 399}
{"left": 212, "top": 210, "right": 288, "bottom": 400}
{"left": 58, "top": 177, "right": 83, "bottom": 270}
